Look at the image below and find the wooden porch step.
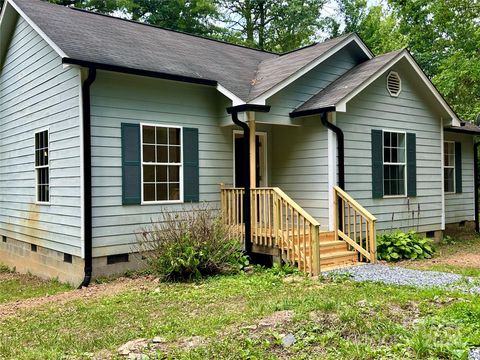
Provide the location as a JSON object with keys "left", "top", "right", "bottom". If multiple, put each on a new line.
{"left": 319, "top": 231, "right": 336, "bottom": 242}
{"left": 319, "top": 240, "right": 349, "bottom": 254}
{"left": 319, "top": 250, "right": 357, "bottom": 268}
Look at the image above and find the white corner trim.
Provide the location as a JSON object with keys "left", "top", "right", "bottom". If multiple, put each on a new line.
{"left": 78, "top": 70, "right": 85, "bottom": 259}
{"left": 327, "top": 112, "right": 337, "bottom": 231}
{"left": 440, "top": 118, "right": 445, "bottom": 230}
{"left": 6, "top": 0, "right": 68, "bottom": 59}
{"left": 249, "top": 34, "right": 373, "bottom": 105}
{"left": 335, "top": 50, "right": 460, "bottom": 126}
{"left": 216, "top": 84, "right": 245, "bottom": 107}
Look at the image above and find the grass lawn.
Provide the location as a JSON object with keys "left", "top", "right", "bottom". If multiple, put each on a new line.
{"left": 0, "top": 264, "right": 72, "bottom": 304}
{"left": 0, "top": 267, "right": 479, "bottom": 359}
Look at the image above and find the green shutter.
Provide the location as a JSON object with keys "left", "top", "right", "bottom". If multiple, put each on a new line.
{"left": 455, "top": 141, "right": 462, "bottom": 193}
{"left": 121, "top": 123, "right": 141, "bottom": 205}
{"left": 371, "top": 129, "right": 383, "bottom": 198}
{"left": 183, "top": 127, "right": 199, "bottom": 202}
{"left": 407, "top": 133, "right": 417, "bottom": 197}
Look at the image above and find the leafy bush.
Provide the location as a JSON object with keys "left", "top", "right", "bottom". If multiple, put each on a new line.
{"left": 136, "top": 204, "right": 248, "bottom": 281}
{"left": 377, "top": 231, "right": 435, "bottom": 261}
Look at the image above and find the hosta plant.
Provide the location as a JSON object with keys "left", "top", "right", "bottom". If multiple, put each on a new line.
{"left": 377, "top": 231, "right": 435, "bottom": 261}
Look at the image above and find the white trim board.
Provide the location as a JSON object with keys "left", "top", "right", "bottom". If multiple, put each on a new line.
{"left": 334, "top": 50, "right": 460, "bottom": 126}
{"left": 250, "top": 34, "right": 373, "bottom": 105}
{"left": 217, "top": 84, "right": 245, "bottom": 107}
{"left": 5, "top": 0, "right": 68, "bottom": 59}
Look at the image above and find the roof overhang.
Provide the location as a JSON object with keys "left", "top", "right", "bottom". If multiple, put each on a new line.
{"left": 62, "top": 58, "right": 217, "bottom": 86}
{"left": 1, "top": 0, "right": 68, "bottom": 61}
{"left": 249, "top": 34, "right": 373, "bottom": 105}
{"left": 226, "top": 104, "right": 271, "bottom": 114}
{"left": 289, "top": 106, "right": 336, "bottom": 118}
{"left": 290, "top": 50, "right": 461, "bottom": 126}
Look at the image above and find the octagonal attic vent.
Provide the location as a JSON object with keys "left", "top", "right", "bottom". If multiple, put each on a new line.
{"left": 387, "top": 71, "right": 401, "bottom": 97}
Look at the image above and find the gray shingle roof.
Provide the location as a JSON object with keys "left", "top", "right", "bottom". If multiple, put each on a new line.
{"left": 247, "top": 33, "right": 352, "bottom": 101}
{"left": 12, "top": 0, "right": 363, "bottom": 102}
{"left": 446, "top": 122, "right": 480, "bottom": 134}
{"left": 292, "top": 49, "right": 404, "bottom": 115}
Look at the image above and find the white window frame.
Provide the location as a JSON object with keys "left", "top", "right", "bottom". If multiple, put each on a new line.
{"left": 34, "top": 128, "right": 50, "bottom": 204}
{"left": 382, "top": 130, "right": 407, "bottom": 198}
{"left": 140, "top": 123, "right": 183, "bottom": 205}
{"left": 444, "top": 141, "right": 456, "bottom": 194}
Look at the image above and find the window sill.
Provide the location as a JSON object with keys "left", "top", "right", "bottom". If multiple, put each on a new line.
{"left": 141, "top": 200, "right": 183, "bottom": 205}
{"left": 444, "top": 192, "right": 456, "bottom": 195}
{"left": 382, "top": 195, "right": 407, "bottom": 199}
{"left": 35, "top": 201, "right": 51, "bottom": 206}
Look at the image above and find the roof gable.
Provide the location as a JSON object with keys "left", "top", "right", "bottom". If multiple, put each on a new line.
{"left": 291, "top": 50, "right": 460, "bottom": 126}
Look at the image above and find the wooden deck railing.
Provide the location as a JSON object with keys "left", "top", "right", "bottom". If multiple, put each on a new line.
{"left": 333, "top": 185, "right": 377, "bottom": 263}
{"left": 220, "top": 185, "right": 321, "bottom": 275}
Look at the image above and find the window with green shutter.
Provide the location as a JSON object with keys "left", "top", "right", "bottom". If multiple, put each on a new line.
{"left": 372, "top": 129, "right": 416, "bottom": 198}
{"left": 121, "top": 123, "right": 199, "bottom": 205}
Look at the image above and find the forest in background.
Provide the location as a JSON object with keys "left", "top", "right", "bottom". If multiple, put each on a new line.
{"left": 1, "top": 0, "right": 479, "bottom": 120}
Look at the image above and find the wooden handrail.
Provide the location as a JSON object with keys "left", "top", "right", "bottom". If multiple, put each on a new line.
{"left": 333, "top": 186, "right": 377, "bottom": 263}
{"left": 271, "top": 187, "right": 320, "bottom": 226}
{"left": 220, "top": 185, "right": 321, "bottom": 275}
{"left": 333, "top": 186, "right": 377, "bottom": 222}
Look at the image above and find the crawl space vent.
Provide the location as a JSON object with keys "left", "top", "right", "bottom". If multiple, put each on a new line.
{"left": 387, "top": 71, "right": 401, "bottom": 97}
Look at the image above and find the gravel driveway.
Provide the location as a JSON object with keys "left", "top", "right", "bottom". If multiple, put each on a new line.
{"left": 327, "top": 264, "right": 480, "bottom": 293}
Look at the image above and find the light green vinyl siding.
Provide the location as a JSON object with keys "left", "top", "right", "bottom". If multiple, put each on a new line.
{"left": 90, "top": 72, "right": 233, "bottom": 256}
{"left": 256, "top": 46, "right": 361, "bottom": 125}
{"left": 444, "top": 132, "right": 475, "bottom": 224}
{"left": 271, "top": 118, "right": 329, "bottom": 228}
{"left": 0, "top": 17, "right": 82, "bottom": 255}
{"left": 337, "top": 67, "right": 444, "bottom": 233}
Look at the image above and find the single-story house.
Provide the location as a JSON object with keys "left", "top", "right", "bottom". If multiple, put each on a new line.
{"left": 0, "top": 0, "right": 478, "bottom": 285}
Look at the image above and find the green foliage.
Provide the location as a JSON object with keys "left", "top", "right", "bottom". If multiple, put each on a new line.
{"left": 327, "top": 0, "right": 408, "bottom": 54}
{"left": 377, "top": 231, "right": 435, "bottom": 261}
{"left": 388, "top": 0, "right": 480, "bottom": 121}
{"left": 136, "top": 204, "right": 248, "bottom": 281}
{"left": 218, "top": 0, "right": 327, "bottom": 52}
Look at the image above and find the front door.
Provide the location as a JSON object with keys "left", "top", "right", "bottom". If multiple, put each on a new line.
{"left": 234, "top": 132, "right": 267, "bottom": 188}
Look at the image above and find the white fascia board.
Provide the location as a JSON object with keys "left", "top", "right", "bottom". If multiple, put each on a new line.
{"left": 335, "top": 50, "right": 460, "bottom": 126}
{"left": 250, "top": 34, "right": 374, "bottom": 105}
{"left": 216, "top": 84, "right": 245, "bottom": 106}
{"left": 6, "top": 0, "right": 68, "bottom": 59}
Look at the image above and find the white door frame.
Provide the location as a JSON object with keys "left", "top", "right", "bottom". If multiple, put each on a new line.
{"left": 233, "top": 130, "right": 268, "bottom": 187}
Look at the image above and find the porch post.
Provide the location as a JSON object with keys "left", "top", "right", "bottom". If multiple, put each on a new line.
{"left": 226, "top": 104, "right": 271, "bottom": 256}
{"left": 247, "top": 111, "right": 256, "bottom": 189}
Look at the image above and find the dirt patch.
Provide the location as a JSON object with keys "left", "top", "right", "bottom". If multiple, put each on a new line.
{"left": 0, "top": 276, "right": 157, "bottom": 319}
{"left": 386, "top": 301, "right": 421, "bottom": 327}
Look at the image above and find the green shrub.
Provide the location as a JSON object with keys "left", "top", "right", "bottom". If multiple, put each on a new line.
{"left": 136, "top": 204, "right": 248, "bottom": 281}
{"left": 376, "top": 231, "right": 435, "bottom": 261}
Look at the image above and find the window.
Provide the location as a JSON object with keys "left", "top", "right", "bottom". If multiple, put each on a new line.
{"left": 141, "top": 125, "right": 182, "bottom": 202}
{"left": 383, "top": 131, "right": 406, "bottom": 196}
{"left": 444, "top": 141, "right": 455, "bottom": 193}
{"left": 35, "top": 130, "right": 49, "bottom": 203}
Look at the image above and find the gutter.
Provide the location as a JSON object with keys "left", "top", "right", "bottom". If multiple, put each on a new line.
{"left": 320, "top": 112, "right": 345, "bottom": 190}
{"left": 226, "top": 104, "right": 270, "bottom": 255}
{"left": 62, "top": 58, "right": 217, "bottom": 87}
{"left": 78, "top": 67, "right": 96, "bottom": 288}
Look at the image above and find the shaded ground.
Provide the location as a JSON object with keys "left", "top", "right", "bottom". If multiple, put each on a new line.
{"left": 398, "top": 232, "right": 480, "bottom": 277}
{"left": 1, "top": 233, "right": 480, "bottom": 359}
{"left": 0, "top": 276, "right": 156, "bottom": 318}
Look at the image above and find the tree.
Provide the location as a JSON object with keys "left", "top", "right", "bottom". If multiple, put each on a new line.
{"left": 389, "top": 0, "right": 480, "bottom": 120}
{"left": 218, "top": 0, "right": 327, "bottom": 52}
{"left": 327, "top": 0, "right": 407, "bottom": 54}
